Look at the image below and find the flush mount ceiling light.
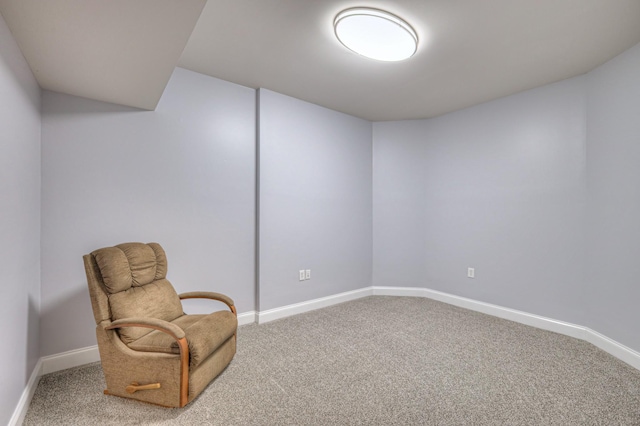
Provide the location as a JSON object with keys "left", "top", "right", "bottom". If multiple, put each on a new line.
{"left": 334, "top": 7, "right": 418, "bottom": 62}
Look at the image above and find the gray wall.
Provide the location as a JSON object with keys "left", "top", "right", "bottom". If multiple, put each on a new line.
{"left": 40, "top": 68, "right": 256, "bottom": 356}
{"left": 373, "top": 77, "right": 588, "bottom": 326}
{"left": 0, "top": 13, "right": 41, "bottom": 424}
{"left": 585, "top": 42, "right": 640, "bottom": 351}
{"left": 373, "top": 41, "right": 640, "bottom": 354}
{"left": 258, "top": 89, "right": 372, "bottom": 311}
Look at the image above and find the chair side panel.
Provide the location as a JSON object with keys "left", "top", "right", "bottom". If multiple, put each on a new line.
{"left": 97, "top": 325, "right": 183, "bottom": 407}
{"left": 83, "top": 254, "right": 112, "bottom": 324}
{"left": 188, "top": 335, "right": 236, "bottom": 401}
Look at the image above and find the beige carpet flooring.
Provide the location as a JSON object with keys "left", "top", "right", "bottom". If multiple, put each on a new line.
{"left": 24, "top": 296, "right": 640, "bottom": 425}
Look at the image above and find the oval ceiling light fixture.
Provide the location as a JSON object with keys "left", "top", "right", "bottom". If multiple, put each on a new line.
{"left": 334, "top": 7, "right": 418, "bottom": 62}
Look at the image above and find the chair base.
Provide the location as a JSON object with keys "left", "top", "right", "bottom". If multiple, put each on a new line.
{"left": 103, "top": 389, "right": 177, "bottom": 409}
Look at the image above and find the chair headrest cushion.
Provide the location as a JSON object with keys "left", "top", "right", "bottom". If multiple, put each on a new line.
{"left": 92, "top": 242, "right": 168, "bottom": 294}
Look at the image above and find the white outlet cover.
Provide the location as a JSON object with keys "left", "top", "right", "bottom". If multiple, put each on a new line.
{"left": 299, "top": 270, "right": 305, "bottom": 281}
{"left": 305, "top": 269, "right": 311, "bottom": 279}
{"left": 467, "top": 268, "right": 475, "bottom": 278}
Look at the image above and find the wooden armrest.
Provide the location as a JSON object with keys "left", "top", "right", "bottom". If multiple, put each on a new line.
{"left": 178, "top": 291, "right": 236, "bottom": 315}
{"left": 107, "top": 317, "right": 185, "bottom": 341}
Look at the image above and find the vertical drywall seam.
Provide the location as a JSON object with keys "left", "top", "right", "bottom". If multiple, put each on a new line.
{"left": 255, "top": 88, "right": 261, "bottom": 313}
{"left": 370, "top": 122, "right": 376, "bottom": 288}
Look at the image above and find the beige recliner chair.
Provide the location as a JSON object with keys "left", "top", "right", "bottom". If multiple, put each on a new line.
{"left": 83, "top": 242, "right": 237, "bottom": 407}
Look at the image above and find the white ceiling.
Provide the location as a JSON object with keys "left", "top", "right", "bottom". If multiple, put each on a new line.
{"left": 2, "top": 0, "right": 640, "bottom": 121}
{"left": 0, "top": 0, "right": 206, "bottom": 110}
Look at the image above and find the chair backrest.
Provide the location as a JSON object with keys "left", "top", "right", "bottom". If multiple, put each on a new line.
{"left": 84, "top": 242, "right": 184, "bottom": 343}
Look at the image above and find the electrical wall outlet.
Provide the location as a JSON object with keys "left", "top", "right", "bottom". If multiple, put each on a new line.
{"left": 467, "top": 267, "right": 475, "bottom": 278}
{"left": 299, "top": 270, "right": 306, "bottom": 281}
{"left": 305, "top": 269, "right": 311, "bottom": 280}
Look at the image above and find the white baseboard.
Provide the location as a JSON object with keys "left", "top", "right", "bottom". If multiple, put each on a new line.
{"left": 41, "top": 345, "right": 100, "bottom": 375}
{"left": 9, "top": 358, "right": 42, "bottom": 426}
{"left": 237, "top": 310, "right": 257, "bottom": 326}
{"left": 257, "top": 287, "right": 373, "bottom": 324}
{"left": 585, "top": 328, "right": 640, "bottom": 371}
{"left": 373, "top": 286, "right": 426, "bottom": 298}
{"left": 372, "top": 286, "right": 640, "bottom": 370}
{"left": 373, "top": 286, "right": 586, "bottom": 339}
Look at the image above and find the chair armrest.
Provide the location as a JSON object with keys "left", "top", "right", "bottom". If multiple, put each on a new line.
{"left": 106, "top": 317, "right": 185, "bottom": 341}
{"left": 178, "top": 291, "right": 236, "bottom": 315}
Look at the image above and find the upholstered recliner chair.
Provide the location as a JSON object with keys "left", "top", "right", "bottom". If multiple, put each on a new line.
{"left": 83, "top": 242, "right": 237, "bottom": 407}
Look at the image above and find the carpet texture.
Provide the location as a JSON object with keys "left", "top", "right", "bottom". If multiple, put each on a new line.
{"left": 24, "top": 296, "right": 640, "bottom": 425}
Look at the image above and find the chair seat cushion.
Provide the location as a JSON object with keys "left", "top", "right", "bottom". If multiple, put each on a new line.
{"left": 127, "top": 311, "right": 237, "bottom": 368}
